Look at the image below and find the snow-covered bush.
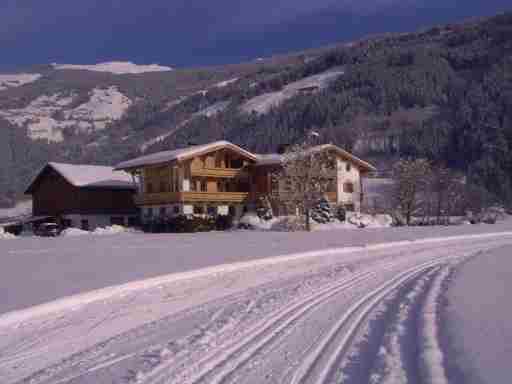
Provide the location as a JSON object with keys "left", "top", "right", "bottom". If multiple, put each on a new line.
{"left": 347, "top": 213, "right": 393, "bottom": 228}
{"left": 310, "top": 197, "right": 334, "bottom": 224}
{"left": 0, "top": 227, "right": 17, "bottom": 240}
{"left": 256, "top": 195, "right": 274, "bottom": 221}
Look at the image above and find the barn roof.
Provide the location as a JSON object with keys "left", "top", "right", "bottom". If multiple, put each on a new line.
{"left": 25, "top": 162, "right": 135, "bottom": 194}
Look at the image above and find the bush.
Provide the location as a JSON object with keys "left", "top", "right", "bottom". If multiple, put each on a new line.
{"left": 143, "top": 214, "right": 233, "bottom": 233}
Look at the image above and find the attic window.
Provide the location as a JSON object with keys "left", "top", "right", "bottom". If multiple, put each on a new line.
{"left": 346, "top": 163, "right": 352, "bottom": 172}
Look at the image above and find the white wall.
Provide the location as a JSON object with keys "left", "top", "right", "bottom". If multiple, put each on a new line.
{"left": 336, "top": 158, "right": 362, "bottom": 210}
{"left": 63, "top": 214, "right": 138, "bottom": 230}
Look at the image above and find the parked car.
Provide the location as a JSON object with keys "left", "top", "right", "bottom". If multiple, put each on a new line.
{"left": 35, "top": 222, "right": 61, "bottom": 237}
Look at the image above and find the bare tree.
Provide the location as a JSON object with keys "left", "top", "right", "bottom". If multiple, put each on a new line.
{"left": 273, "top": 134, "right": 336, "bottom": 231}
{"left": 391, "top": 158, "right": 431, "bottom": 225}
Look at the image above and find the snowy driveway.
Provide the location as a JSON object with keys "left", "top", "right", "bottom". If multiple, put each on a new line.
{"left": 1, "top": 227, "right": 512, "bottom": 383}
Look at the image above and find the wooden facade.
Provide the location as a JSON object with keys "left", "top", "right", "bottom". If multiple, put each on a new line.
{"left": 116, "top": 141, "right": 376, "bottom": 220}
{"left": 26, "top": 164, "right": 138, "bottom": 228}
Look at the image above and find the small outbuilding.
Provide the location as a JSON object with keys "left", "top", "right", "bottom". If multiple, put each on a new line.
{"left": 25, "top": 162, "right": 138, "bottom": 230}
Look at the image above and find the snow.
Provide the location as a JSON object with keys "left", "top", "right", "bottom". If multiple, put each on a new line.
{"left": 193, "top": 100, "right": 230, "bottom": 118}
{"left": 0, "top": 227, "right": 17, "bottom": 240}
{"left": 444, "top": 245, "right": 512, "bottom": 384}
{"left": 61, "top": 227, "right": 90, "bottom": 237}
{"left": 0, "top": 73, "right": 41, "bottom": 91}
{"left": 118, "top": 140, "right": 257, "bottom": 170}
{"left": 41, "top": 162, "right": 134, "bottom": 189}
{"left": 63, "top": 86, "right": 132, "bottom": 129}
{"left": 0, "top": 200, "right": 32, "bottom": 219}
{"left": 241, "top": 68, "right": 344, "bottom": 114}
{"left": 1, "top": 223, "right": 512, "bottom": 383}
{"left": 61, "top": 225, "right": 139, "bottom": 237}
{"left": 215, "top": 78, "right": 239, "bottom": 88}
{"left": 0, "top": 87, "right": 132, "bottom": 142}
{"left": 52, "top": 62, "right": 173, "bottom": 74}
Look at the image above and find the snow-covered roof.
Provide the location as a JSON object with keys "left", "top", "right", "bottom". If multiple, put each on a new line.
{"left": 116, "top": 140, "right": 376, "bottom": 173}
{"left": 115, "top": 141, "right": 258, "bottom": 170}
{"left": 26, "top": 162, "right": 135, "bottom": 193}
{"left": 255, "top": 144, "right": 377, "bottom": 172}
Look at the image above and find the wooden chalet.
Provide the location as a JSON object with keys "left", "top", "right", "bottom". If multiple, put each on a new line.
{"left": 115, "top": 141, "right": 376, "bottom": 221}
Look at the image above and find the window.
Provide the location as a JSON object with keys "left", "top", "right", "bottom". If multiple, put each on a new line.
{"left": 231, "top": 158, "right": 243, "bottom": 169}
{"left": 207, "top": 206, "right": 216, "bottom": 215}
{"left": 346, "top": 163, "right": 352, "bottom": 172}
{"left": 217, "top": 180, "right": 226, "bottom": 192}
{"left": 343, "top": 182, "right": 355, "bottom": 193}
{"left": 173, "top": 206, "right": 180, "bottom": 214}
{"left": 190, "top": 178, "right": 197, "bottom": 191}
{"left": 81, "top": 220, "right": 89, "bottom": 231}
{"left": 194, "top": 205, "right": 204, "bottom": 214}
{"left": 215, "top": 154, "right": 222, "bottom": 168}
{"left": 146, "top": 183, "right": 153, "bottom": 193}
{"left": 200, "top": 179, "right": 207, "bottom": 192}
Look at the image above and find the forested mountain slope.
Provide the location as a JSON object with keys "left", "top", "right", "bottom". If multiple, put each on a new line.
{"left": 1, "top": 12, "right": 511, "bottom": 207}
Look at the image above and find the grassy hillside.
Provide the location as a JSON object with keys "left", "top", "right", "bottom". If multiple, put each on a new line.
{"left": 1, "top": 12, "right": 511, "bottom": 207}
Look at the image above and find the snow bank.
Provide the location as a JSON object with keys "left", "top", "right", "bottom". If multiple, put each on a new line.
{"left": 92, "top": 225, "right": 136, "bottom": 235}
{"left": 61, "top": 228, "right": 90, "bottom": 237}
{"left": 61, "top": 225, "right": 139, "bottom": 237}
{"left": 348, "top": 213, "right": 393, "bottom": 228}
{"left": 0, "top": 228, "right": 17, "bottom": 240}
{"left": 0, "top": 73, "right": 41, "bottom": 91}
{"left": 52, "top": 62, "right": 173, "bottom": 74}
{"left": 238, "top": 212, "right": 279, "bottom": 231}
{"left": 312, "top": 213, "right": 393, "bottom": 231}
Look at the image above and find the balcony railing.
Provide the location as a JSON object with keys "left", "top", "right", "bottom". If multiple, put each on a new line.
{"left": 134, "top": 191, "right": 251, "bottom": 205}
{"left": 191, "top": 167, "right": 248, "bottom": 178}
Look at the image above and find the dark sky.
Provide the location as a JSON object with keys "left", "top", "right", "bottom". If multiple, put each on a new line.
{"left": 1, "top": 0, "right": 510, "bottom": 70}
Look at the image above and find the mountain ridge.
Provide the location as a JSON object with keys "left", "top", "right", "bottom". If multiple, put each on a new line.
{"left": 1, "top": 11, "right": 512, "bottom": 208}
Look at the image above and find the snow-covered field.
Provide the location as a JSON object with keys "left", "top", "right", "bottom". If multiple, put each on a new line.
{"left": 0, "top": 73, "right": 41, "bottom": 91}
{"left": 241, "top": 68, "right": 344, "bottom": 114}
{"left": 1, "top": 223, "right": 512, "bottom": 383}
{"left": 52, "top": 62, "right": 173, "bottom": 74}
{"left": 0, "top": 87, "right": 132, "bottom": 142}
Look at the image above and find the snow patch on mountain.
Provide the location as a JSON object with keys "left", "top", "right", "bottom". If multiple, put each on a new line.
{"left": 215, "top": 78, "right": 239, "bottom": 88}
{"left": 63, "top": 87, "right": 132, "bottom": 130}
{"left": 52, "top": 62, "right": 173, "bottom": 74}
{"left": 0, "top": 87, "right": 132, "bottom": 142}
{"left": 0, "top": 73, "right": 42, "bottom": 91}
{"left": 241, "top": 68, "right": 344, "bottom": 114}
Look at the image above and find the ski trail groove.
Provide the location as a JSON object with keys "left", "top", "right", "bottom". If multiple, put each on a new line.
{"left": 290, "top": 259, "right": 455, "bottom": 384}
{"left": 139, "top": 261, "right": 402, "bottom": 384}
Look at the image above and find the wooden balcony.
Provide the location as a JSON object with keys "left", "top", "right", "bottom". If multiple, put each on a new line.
{"left": 191, "top": 167, "right": 248, "bottom": 178}
{"left": 134, "top": 191, "right": 251, "bottom": 205}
